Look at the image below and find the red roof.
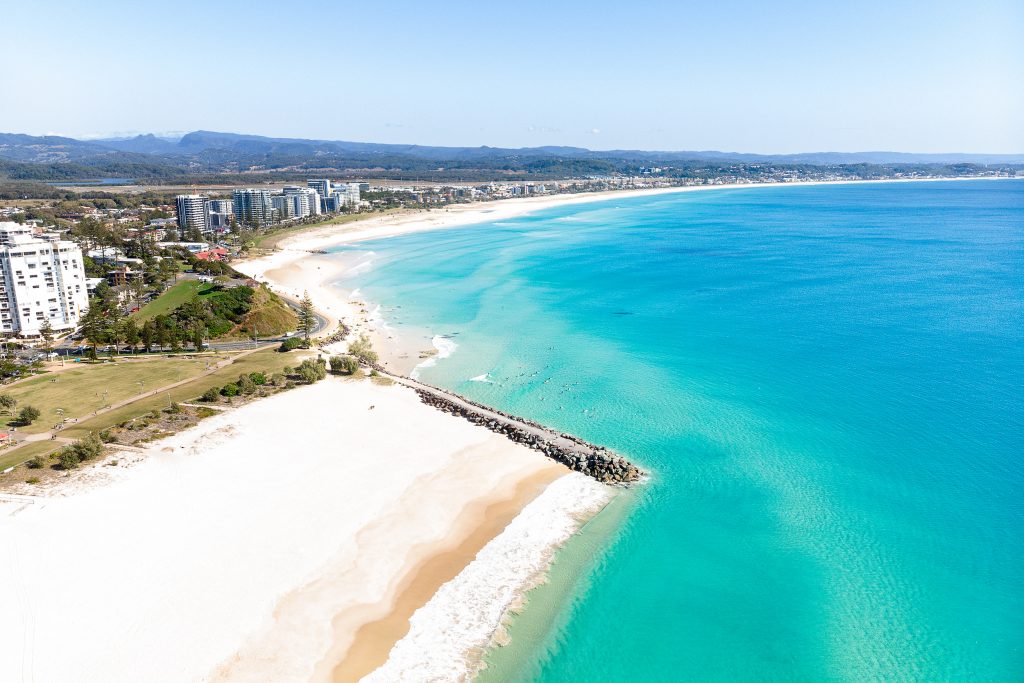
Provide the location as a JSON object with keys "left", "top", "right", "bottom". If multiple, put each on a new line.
{"left": 195, "top": 247, "right": 228, "bottom": 261}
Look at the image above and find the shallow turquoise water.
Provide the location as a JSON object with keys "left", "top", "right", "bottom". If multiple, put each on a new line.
{"left": 330, "top": 180, "right": 1023, "bottom": 680}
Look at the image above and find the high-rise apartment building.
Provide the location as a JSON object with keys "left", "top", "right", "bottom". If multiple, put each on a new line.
{"left": 232, "top": 189, "right": 274, "bottom": 226}
{"left": 175, "top": 195, "right": 210, "bottom": 236}
{"left": 0, "top": 223, "right": 89, "bottom": 339}
{"left": 271, "top": 195, "right": 295, "bottom": 220}
{"left": 283, "top": 186, "right": 321, "bottom": 217}
{"left": 307, "top": 179, "right": 331, "bottom": 210}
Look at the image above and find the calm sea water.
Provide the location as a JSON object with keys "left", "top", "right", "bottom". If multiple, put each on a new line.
{"left": 330, "top": 180, "right": 1024, "bottom": 681}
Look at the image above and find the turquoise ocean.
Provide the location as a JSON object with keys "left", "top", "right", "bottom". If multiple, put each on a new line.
{"left": 329, "top": 180, "right": 1023, "bottom": 680}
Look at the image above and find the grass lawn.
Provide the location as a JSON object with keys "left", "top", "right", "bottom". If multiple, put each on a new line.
{"left": 133, "top": 280, "right": 215, "bottom": 322}
{"left": 1, "top": 357, "right": 213, "bottom": 434}
{"left": 0, "top": 440, "right": 62, "bottom": 472}
{"left": 58, "top": 347, "right": 300, "bottom": 441}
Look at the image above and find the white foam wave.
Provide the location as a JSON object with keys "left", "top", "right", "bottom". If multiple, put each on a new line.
{"left": 468, "top": 373, "right": 494, "bottom": 384}
{"left": 349, "top": 287, "right": 361, "bottom": 299}
{"left": 362, "top": 473, "right": 613, "bottom": 682}
{"left": 410, "top": 335, "right": 457, "bottom": 379}
{"left": 346, "top": 253, "right": 376, "bottom": 276}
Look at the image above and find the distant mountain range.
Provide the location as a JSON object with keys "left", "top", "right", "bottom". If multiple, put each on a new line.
{"left": 1, "top": 130, "right": 1021, "bottom": 183}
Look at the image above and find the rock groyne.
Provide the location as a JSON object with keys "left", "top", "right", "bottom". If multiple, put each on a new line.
{"left": 413, "top": 388, "right": 643, "bottom": 485}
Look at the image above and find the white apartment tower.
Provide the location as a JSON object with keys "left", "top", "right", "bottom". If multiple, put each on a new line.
{"left": 176, "top": 194, "right": 210, "bottom": 235}
{"left": 283, "top": 186, "right": 321, "bottom": 217}
{"left": 0, "top": 222, "right": 89, "bottom": 339}
{"left": 307, "top": 179, "right": 331, "bottom": 210}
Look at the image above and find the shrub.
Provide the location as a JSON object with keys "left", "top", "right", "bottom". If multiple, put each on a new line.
{"left": 76, "top": 433, "right": 104, "bottom": 461}
{"left": 58, "top": 448, "right": 79, "bottom": 470}
{"left": 220, "top": 383, "right": 240, "bottom": 397}
{"left": 26, "top": 476, "right": 40, "bottom": 485}
{"left": 17, "top": 405, "right": 41, "bottom": 425}
{"left": 27, "top": 455, "right": 46, "bottom": 469}
{"left": 330, "top": 355, "right": 360, "bottom": 375}
{"left": 347, "top": 334, "right": 378, "bottom": 365}
{"left": 237, "top": 374, "right": 256, "bottom": 395}
{"left": 98, "top": 429, "right": 118, "bottom": 443}
{"left": 270, "top": 373, "right": 287, "bottom": 387}
{"left": 278, "top": 337, "right": 308, "bottom": 352}
{"left": 165, "top": 402, "right": 182, "bottom": 414}
{"left": 201, "top": 387, "right": 221, "bottom": 402}
{"left": 249, "top": 371, "right": 267, "bottom": 386}
{"left": 296, "top": 359, "right": 327, "bottom": 384}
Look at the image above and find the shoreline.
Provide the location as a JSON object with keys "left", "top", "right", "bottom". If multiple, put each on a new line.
{"left": 1, "top": 378, "right": 610, "bottom": 682}
{"left": 226, "top": 175, "right": 1004, "bottom": 678}
{"left": 235, "top": 176, "right": 1004, "bottom": 375}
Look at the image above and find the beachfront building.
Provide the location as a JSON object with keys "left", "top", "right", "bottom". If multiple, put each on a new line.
{"left": 283, "top": 186, "right": 321, "bottom": 217}
{"left": 307, "top": 179, "right": 331, "bottom": 211}
{"left": 175, "top": 194, "right": 210, "bottom": 236}
{"left": 271, "top": 195, "right": 295, "bottom": 220}
{"left": 0, "top": 222, "right": 89, "bottom": 340}
{"left": 233, "top": 189, "right": 274, "bottom": 227}
{"left": 341, "top": 182, "right": 360, "bottom": 205}
{"left": 207, "top": 199, "right": 233, "bottom": 231}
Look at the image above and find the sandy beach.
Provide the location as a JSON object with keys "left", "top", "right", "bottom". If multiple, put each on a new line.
{"left": 0, "top": 377, "right": 612, "bottom": 681}
{"left": 2, "top": 178, "right": 968, "bottom": 682}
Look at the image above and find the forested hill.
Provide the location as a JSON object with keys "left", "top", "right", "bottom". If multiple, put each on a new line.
{"left": 0, "top": 130, "right": 1021, "bottom": 183}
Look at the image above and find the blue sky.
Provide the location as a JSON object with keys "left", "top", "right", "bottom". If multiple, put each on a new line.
{"left": 2, "top": 0, "right": 1022, "bottom": 152}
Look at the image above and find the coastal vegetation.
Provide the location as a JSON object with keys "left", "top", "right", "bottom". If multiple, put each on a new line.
{"left": 279, "top": 336, "right": 309, "bottom": 352}
{"left": 123, "top": 281, "right": 297, "bottom": 347}
{"left": 347, "top": 334, "right": 379, "bottom": 365}
{"left": 330, "top": 355, "right": 360, "bottom": 375}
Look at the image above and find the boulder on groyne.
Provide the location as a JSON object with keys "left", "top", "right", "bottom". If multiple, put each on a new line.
{"left": 413, "top": 389, "right": 643, "bottom": 485}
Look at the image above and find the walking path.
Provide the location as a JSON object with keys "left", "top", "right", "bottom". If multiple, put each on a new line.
{"left": 3, "top": 347, "right": 267, "bottom": 465}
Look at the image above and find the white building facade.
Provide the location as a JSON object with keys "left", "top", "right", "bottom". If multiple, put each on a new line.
{"left": 176, "top": 194, "right": 210, "bottom": 236}
{"left": 0, "top": 223, "right": 89, "bottom": 339}
{"left": 307, "top": 179, "right": 331, "bottom": 211}
{"left": 283, "top": 186, "right": 321, "bottom": 217}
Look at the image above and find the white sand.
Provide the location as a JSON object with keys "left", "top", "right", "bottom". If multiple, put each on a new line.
{"left": 0, "top": 378, "right": 574, "bottom": 682}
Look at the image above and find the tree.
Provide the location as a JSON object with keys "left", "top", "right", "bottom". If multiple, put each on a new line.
{"left": 106, "top": 306, "right": 125, "bottom": 353}
{"left": 330, "top": 355, "right": 360, "bottom": 375}
{"left": 298, "top": 290, "right": 315, "bottom": 341}
{"left": 347, "top": 334, "right": 378, "bottom": 365}
{"left": 192, "top": 324, "right": 205, "bottom": 351}
{"left": 0, "top": 394, "right": 16, "bottom": 415}
{"left": 17, "top": 405, "right": 41, "bottom": 425}
{"left": 201, "top": 387, "right": 220, "bottom": 402}
{"left": 80, "top": 303, "right": 106, "bottom": 355}
{"left": 39, "top": 319, "right": 54, "bottom": 353}
{"left": 140, "top": 321, "right": 154, "bottom": 352}
{"left": 122, "top": 319, "right": 141, "bottom": 351}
